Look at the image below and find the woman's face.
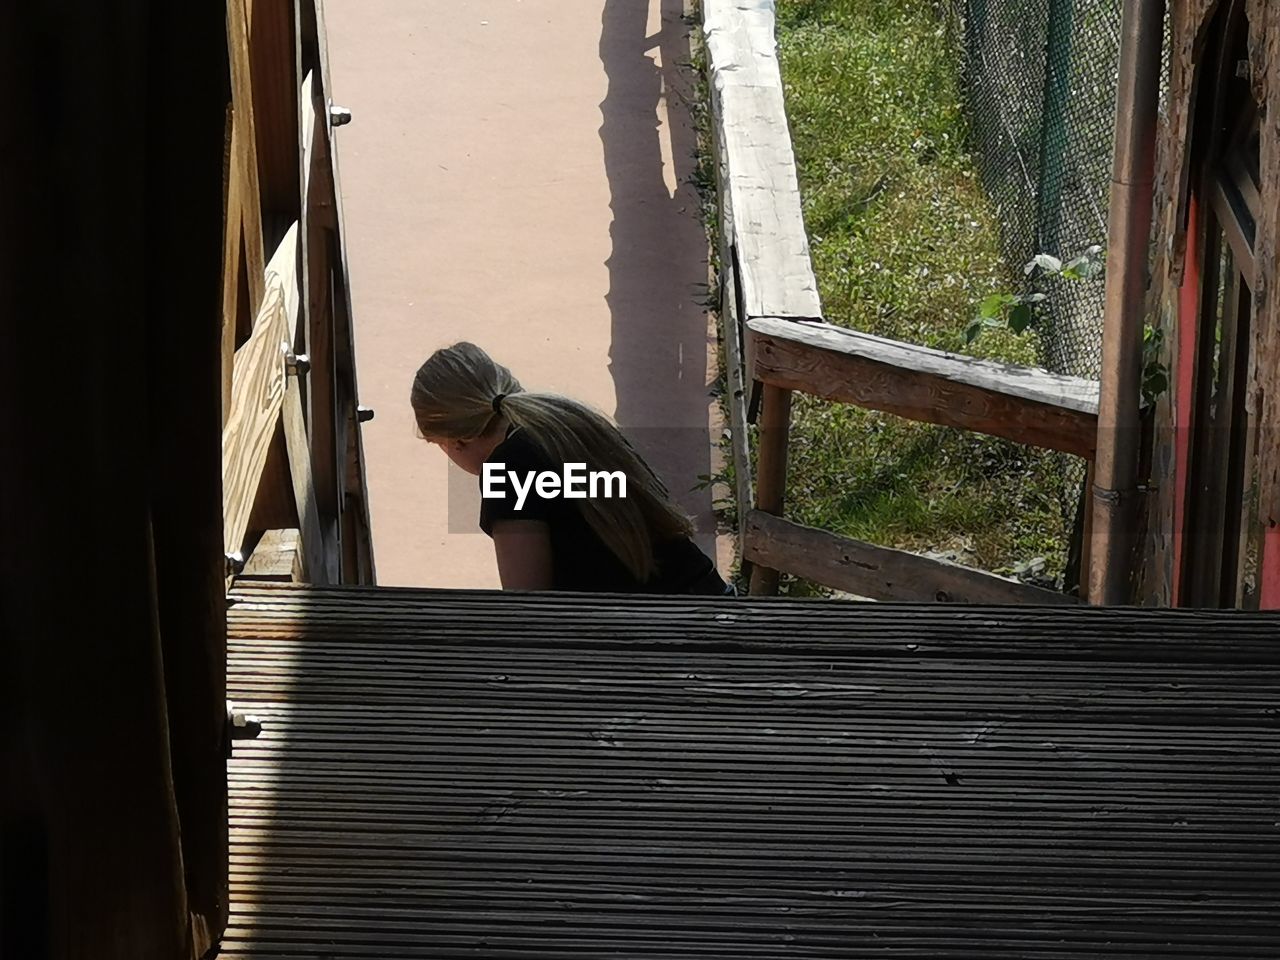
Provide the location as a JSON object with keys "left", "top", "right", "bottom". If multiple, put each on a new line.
{"left": 426, "top": 435, "right": 488, "bottom": 476}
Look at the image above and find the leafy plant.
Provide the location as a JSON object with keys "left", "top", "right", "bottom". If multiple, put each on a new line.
{"left": 965, "top": 245, "right": 1103, "bottom": 344}
{"left": 1141, "top": 325, "right": 1169, "bottom": 409}
{"left": 965, "top": 243, "right": 1170, "bottom": 407}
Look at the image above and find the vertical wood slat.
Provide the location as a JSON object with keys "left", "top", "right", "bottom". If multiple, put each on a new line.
{"left": 310, "top": 0, "right": 376, "bottom": 583}
{"left": 301, "top": 68, "right": 342, "bottom": 559}
{"left": 747, "top": 384, "right": 792, "bottom": 595}
{"left": 283, "top": 373, "right": 332, "bottom": 584}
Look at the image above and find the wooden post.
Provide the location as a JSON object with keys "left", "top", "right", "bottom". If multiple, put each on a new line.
{"left": 748, "top": 384, "right": 792, "bottom": 595}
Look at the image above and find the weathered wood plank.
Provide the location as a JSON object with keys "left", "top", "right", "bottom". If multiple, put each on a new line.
{"left": 307, "top": 0, "right": 376, "bottom": 582}
{"left": 222, "top": 283, "right": 288, "bottom": 560}
{"left": 743, "top": 509, "right": 1077, "bottom": 604}
{"left": 748, "top": 316, "right": 1101, "bottom": 457}
{"left": 283, "top": 373, "right": 332, "bottom": 584}
{"left": 223, "top": 223, "right": 300, "bottom": 559}
{"left": 221, "top": 583, "right": 1279, "bottom": 959}
{"left": 703, "top": 0, "right": 820, "bottom": 321}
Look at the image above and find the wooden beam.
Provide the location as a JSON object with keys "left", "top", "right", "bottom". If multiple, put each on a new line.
{"left": 749, "top": 317, "right": 1101, "bottom": 458}
{"left": 702, "top": 0, "right": 820, "bottom": 321}
{"left": 247, "top": 0, "right": 300, "bottom": 228}
{"left": 227, "top": 0, "right": 265, "bottom": 313}
{"left": 744, "top": 510, "right": 1078, "bottom": 605}
{"left": 223, "top": 223, "right": 299, "bottom": 559}
{"left": 239, "top": 529, "right": 304, "bottom": 582}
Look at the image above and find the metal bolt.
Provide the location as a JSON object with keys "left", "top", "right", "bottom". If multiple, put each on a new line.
{"left": 357, "top": 405, "right": 375, "bottom": 423}
{"left": 229, "top": 711, "right": 263, "bottom": 740}
{"left": 285, "top": 351, "right": 311, "bottom": 376}
{"left": 330, "top": 103, "right": 353, "bottom": 127}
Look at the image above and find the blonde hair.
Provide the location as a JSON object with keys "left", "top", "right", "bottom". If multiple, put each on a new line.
{"left": 410, "top": 342, "right": 693, "bottom": 581}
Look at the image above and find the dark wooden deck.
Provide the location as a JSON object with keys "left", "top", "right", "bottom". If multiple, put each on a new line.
{"left": 223, "top": 583, "right": 1280, "bottom": 958}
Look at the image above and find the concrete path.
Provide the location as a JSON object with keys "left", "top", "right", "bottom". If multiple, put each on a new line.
{"left": 327, "top": 0, "right": 726, "bottom": 588}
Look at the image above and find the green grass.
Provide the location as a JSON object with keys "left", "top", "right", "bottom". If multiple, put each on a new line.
{"left": 772, "top": 0, "right": 1069, "bottom": 591}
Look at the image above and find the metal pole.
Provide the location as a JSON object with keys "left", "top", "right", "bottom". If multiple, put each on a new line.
{"left": 1090, "top": 0, "right": 1166, "bottom": 605}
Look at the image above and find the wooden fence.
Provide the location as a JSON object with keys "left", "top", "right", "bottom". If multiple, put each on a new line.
{"left": 703, "top": 0, "right": 1096, "bottom": 603}
{"left": 221, "top": 0, "right": 374, "bottom": 587}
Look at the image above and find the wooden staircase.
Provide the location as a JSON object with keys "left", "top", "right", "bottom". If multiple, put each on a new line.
{"left": 222, "top": 581, "right": 1280, "bottom": 958}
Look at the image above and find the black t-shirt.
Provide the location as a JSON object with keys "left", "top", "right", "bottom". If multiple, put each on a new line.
{"left": 478, "top": 428, "right": 723, "bottom": 594}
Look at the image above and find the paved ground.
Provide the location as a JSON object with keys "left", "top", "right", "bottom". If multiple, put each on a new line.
{"left": 327, "top": 0, "right": 726, "bottom": 587}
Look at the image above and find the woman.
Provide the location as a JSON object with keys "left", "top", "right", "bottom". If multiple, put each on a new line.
{"left": 410, "top": 342, "right": 731, "bottom": 594}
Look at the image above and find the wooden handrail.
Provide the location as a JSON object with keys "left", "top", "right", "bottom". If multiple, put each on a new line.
{"left": 704, "top": 1, "right": 1091, "bottom": 600}
{"left": 749, "top": 316, "right": 1101, "bottom": 458}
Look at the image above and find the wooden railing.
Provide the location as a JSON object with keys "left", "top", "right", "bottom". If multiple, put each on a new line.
{"left": 220, "top": 0, "right": 374, "bottom": 587}
{"left": 703, "top": 0, "right": 1095, "bottom": 603}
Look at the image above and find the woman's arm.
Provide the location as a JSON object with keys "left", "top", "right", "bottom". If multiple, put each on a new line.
{"left": 491, "top": 519, "right": 554, "bottom": 590}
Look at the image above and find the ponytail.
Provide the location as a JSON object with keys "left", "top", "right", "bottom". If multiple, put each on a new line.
{"left": 411, "top": 342, "right": 693, "bottom": 582}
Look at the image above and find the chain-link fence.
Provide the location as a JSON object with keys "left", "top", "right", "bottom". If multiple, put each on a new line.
{"left": 947, "top": 0, "right": 1123, "bottom": 381}
{"left": 945, "top": 0, "right": 1130, "bottom": 584}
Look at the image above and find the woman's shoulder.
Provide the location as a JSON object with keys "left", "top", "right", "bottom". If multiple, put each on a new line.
{"left": 488, "top": 427, "right": 552, "bottom": 468}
